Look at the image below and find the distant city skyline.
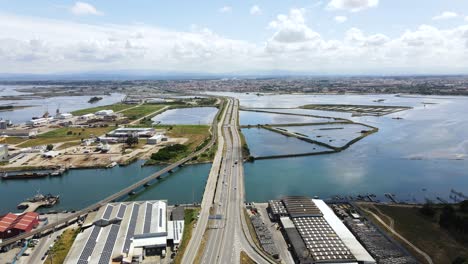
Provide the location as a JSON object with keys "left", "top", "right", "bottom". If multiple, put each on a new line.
{"left": 1, "top": 0, "right": 468, "bottom": 75}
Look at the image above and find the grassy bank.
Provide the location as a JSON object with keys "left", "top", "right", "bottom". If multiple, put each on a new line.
{"left": 174, "top": 208, "right": 200, "bottom": 264}
{"left": 70, "top": 103, "right": 131, "bottom": 115}
{"left": 240, "top": 251, "right": 256, "bottom": 264}
{"left": 1, "top": 136, "right": 28, "bottom": 145}
{"left": 369, "top": 204, "right": 468, "bottom": 264}
{"left": 120, "top": 104, "right": 165, "bottom": 120}
{"left": 45, "top": 228, "right": 80, "bottom": 264}
{"left": 18, "top": 127, "right": 114, "bottom": 147}
{"left": 145, "top": 125, "right": 210, "bottom": 165}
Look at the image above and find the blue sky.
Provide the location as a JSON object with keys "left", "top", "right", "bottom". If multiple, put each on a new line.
{"left": 1, "top": 0, "right": 468, "bottom": 74}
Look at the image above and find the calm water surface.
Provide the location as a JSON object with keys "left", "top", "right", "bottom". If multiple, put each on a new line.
{"left": 209, "top": 92, "right": 468, "bottom": 202}
{"left": 0, "top": 160, "right": 210, "bottom": 214}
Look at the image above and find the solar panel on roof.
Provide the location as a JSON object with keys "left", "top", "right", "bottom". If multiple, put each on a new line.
{"left": 117, "top": 204, "right": 127, "bottom": 218}
{"left": 98, "top": 224, "right": 120, "bottom": 264}
{"left": 78, "top": 226, "right": 101, "bottom": 262}
{"left": 102, "top": 205, "right": 114, "bottom": 220}
{"left": 143, "top": 202, "right": 152, "bottom": 233}
{"left": 123, "top": 203, "right": 140, "bottom": 254}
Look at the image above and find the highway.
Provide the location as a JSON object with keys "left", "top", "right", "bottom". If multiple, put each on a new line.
{"left": 0, "top": 98, "right": 224, "bottom": 249}
{"left": 183, "top": 98, "right": 275, "bottom": 264}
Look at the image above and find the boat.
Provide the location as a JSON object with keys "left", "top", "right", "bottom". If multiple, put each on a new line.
{"left": 50, "top": 167, "right": 67, "bottom": 177}
{"left": 1, "top": 172, "right": 49, "bottom": 180}
{"left": 107, "top": 161, "right": 117, "bottom": 168}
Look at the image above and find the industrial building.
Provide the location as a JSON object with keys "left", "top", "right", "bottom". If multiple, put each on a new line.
{"left": 147, "top": 134, "right": 167, "bottom": 145}
{"left": 56, "top": 113, "right": 73, "bottom": 119}
{"left": 26, "top": 117, "right": 52, "bottom": 127}
{"left": 65, "top": 200, "right": 184, "bottom": 264}
{"left": 0, "top": 129, "right": 37, "bottom": 138}
{"left": 268, "top": 196, "right": 375, "bottom": 264}
{"left": 0, "top": 212, "right": 39, "bottom": 239}
{"left": 106, "top": 127, "right": 156, "bottom": 138}
{"left": 95, "top": 110, "right": 115, "bottom": 116}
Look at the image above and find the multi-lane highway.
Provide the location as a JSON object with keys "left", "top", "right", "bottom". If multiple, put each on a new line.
{"left": 183, "top": 98, "right": 274, "bottom": 264}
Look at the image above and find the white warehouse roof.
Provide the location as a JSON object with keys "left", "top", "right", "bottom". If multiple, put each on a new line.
{"left": 313, "top": 199, "right": 376, "bottom": 264}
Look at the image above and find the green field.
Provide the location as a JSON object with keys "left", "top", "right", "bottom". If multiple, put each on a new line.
{"left": 144, "top": 125, "right": 211, "bottom": 165}
{"left": 18, "top": 127, "right": 114, "bottom": 147}
{"left": 1, "top": 136, "right": 28, "bottom": 145}
{"left": 45, "top": 228, "right": 79, "bottom": 264}
{"left": 120, "top": 104, "right": 165, "bottom": 120}
{"left": 373, "top": 204, "right": 468, "bottom": 264}
{"left": 70, "top": 103, "right": 132, "bottom": 116}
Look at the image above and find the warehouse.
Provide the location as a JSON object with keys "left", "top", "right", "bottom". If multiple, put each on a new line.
{"left": 65, "top": 200, "right": 182, "bottom": 264}
{"left": 107, "top": 127, "right": 156, "bottom": 138}
{"left": 147, "top": 134, "right": 166, "bottom": 145}
{"left": 0, "top": 212, "right": 39, "bottom": 239}
{"left": 270, "top": 196, "right": 375, "bottom": 264}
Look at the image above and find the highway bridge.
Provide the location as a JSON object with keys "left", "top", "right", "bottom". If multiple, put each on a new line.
{"left": 0, "top": 98, "right": 225, "bottom": 249}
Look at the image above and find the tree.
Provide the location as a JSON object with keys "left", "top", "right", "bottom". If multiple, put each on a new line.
{"left": 125, "top": 135, "right": 139, "bottom": 147}
{"left": 460, "top": 200, "right": 468, "bottom": 213}
{"left": 46, "top": 144, "right": 54, "bottom": 151}
{"left": 420, "top": 202, "right": 436, "bottom": 218}
{"left": 439, "top": 205, "right": 456, "bottom": 229}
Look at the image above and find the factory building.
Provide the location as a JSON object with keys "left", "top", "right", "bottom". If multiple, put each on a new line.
{"left": 26, "top": 118, "right": 51, "bottom": 127}
{"left": 0, "top": 212, "right": 39, "bottom": 239}
{"left": 0, "top": 129, "right": 37, "bottom": 138}
{"left": 269, "top": 196, "right": 375, "bottom": 264}
{"left": 79, "top": 113, "right": 96, "bottom": 120}
{"left": 107, "top": 127, "right": 156, "bottom": 138}
{"left": 65, "top": 200, "right": 183, "bottom": 264}
{"left": 147, "top": 134, "right": 167, "bottom": 145}
{"left": 56, "top": 113, "right": 73, "bottom": 119}
{"left": 95, "top": 110, "right": 114, "bottom": 116}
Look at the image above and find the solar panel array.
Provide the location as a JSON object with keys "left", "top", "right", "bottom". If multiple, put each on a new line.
{"left": 123, "top": 203, "right": 140, "bottom": 254}
{"left": 293, "top": 217, "right": 355, "bottom": 262}
{"left": 117, "top": 204, "right": 127, "bottom": 219}
{"left": 98, "top": 224, "right": 120, "bottom": 264}
{"left": 102, "top": 205, "right": 114, "bottom": 220}
{"left": 78, "top": 226, "right": 101, "bottom": 263}
{"left": 143, "top": 202, "right": 153, "bottom": 233}
{"left": 268, "top": 200, "right": 287, "bottom": 216}
{"left": 282, "top": 196, "right": 323, "bottom": 218}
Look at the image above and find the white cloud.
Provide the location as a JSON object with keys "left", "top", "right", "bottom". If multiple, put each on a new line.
{"left": 70, "top": 2, "right": 103, "bottom": 16}
{"left": 466, "top": 16, "right": 468, "bottom": 22}
{"left": 432, "top": 11, "right": 458, "bottom": 20}
{"left": 334, "top": 16, "right": 348, "bottom": 23}
{"left": 327, "top": 0, "right": 378, "bottom": 12}
{"left": 219, "top": 6, "right": 232, "bottom": 13}
{"left": 250, "top": 5, "right": 262, "bottom": 16}
{"left": 1, "top": 11, "right": 468, "bottom": 75}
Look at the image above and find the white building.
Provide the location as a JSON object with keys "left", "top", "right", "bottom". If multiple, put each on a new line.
{"left": 0, "top": 144, "right": 8, "bottom": 161}
{"left": 42, "top": 151, "right": 59, "bottom": 158}
{"left": 26, "top": 118, "right": 51, "bottom": 127}
{"left": 95, "top": 110, "right": 114, "bottom": 116}
{"left": 56, "top": 113, "right": 73, "bottom": 119}
{"left": 147, "top": 134, "right": 166, "bottom": 145}
{"left": 107, "top": 127, "right": 156, "bottom": 138}
{"left": 64, "top": 200, "right": 179, "bottom": 264}
{"left": 79, "top": 113, "right": 96, "bottom": 120}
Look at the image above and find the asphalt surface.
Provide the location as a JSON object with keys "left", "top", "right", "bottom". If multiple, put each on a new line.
{"left": 184, "top": 98, "right": 274, "bottom": 264}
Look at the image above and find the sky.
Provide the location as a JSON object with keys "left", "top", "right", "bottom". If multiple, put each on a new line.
{"left": 1, "top": 0, "right": 468, "bottom": 75}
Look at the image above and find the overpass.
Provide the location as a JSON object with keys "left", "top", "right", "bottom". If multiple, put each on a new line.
{"left": 0, "top": 97, "right": 225, "bottom": 249}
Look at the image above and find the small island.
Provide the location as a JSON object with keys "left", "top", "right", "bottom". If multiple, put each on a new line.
{"left": 88, "top": 96, "right": 103, "bottom": 103}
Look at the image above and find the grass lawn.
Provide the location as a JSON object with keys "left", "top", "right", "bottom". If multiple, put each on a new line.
{"left": 18, "top": 127, "right": 114, "bottom": 147}
{"left": 174, "top": 208, "right": 200, "bottom": 264}
{"left": 120, "top": 104, "right": 165, "bottom": 120}
{"left": 1, "top": 136, "right": 28, "bottom": 145}
{"left": 146, "top": 125, "right": 211, "bottom": 165}
{"left": 70, "top": 103, "right": 131, "bottom": 116}
{"left": 374, "top": 204, "right": 468, "bottom": 264}
{"left": 45, "top": 228, "right": 79, "bottom": 264}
